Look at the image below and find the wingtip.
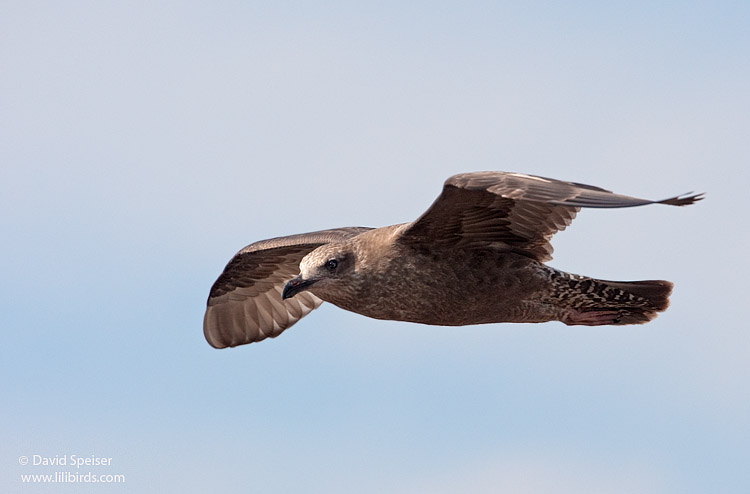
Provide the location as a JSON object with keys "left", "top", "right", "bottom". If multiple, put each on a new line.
{"left": 203, "top": 307, "right": 230, "bottom": 349}
{"left": 660, "top": 191, "right": 705, "bottom": 206}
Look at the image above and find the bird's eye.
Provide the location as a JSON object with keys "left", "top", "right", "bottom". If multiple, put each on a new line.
{"left": 325, "top": 259, "right": 338, "bottom": 271}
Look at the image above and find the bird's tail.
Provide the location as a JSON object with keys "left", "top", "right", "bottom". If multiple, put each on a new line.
{"left": 557, "top": 277, "right": 674, "bottom": 326}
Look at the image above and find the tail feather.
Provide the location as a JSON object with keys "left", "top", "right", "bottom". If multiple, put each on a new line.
{"left": 558, "top": 277, "right": 674, "bottom": 326}
{"left": 599, "top": 279, "right": 673, "bottom": 313}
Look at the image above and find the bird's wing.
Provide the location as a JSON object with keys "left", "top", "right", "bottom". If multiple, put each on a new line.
{"left": 398, "top": 171, "right": 703, "bottom": 261}
{"left": 204, "top": 227, "right": 373, "bottom": 348}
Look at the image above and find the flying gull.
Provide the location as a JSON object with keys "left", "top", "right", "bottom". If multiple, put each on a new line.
{"left": 204, "top": 171, "right": 703, "bottom": 348}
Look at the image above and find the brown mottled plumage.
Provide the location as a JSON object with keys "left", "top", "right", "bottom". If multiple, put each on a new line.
{"left": 204, "top": 171, "right": 703, "bottom": 348}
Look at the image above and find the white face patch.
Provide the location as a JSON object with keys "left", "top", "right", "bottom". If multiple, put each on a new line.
{"left": 298, "top": 255, "right": 314, "bottom": 278}
{"left": 300, "top": 245, "right": 344, "bottom": 278}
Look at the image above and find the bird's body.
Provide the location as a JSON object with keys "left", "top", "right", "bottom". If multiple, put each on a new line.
{"left": 301, "top": 231, "right": 668, "bottom": 326}
{"left": 303, "top": 228, "right": 540, "bottom": 325}
{"left": 204, "top": 171, "right": 702, "bottom": 348}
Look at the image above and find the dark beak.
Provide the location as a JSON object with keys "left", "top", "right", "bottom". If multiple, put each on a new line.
{"left": 282, "top": 275, "right": 317, "bottom": 300}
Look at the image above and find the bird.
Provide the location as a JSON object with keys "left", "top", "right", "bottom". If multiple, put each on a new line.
{"left": 203, "top": 171, "right": 703, "bottom": 348}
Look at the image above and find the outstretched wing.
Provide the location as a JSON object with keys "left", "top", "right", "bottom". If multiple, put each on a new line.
{"left": 204, "top": 227, "right": 373, "bottom": 348}
{"left": 398, "top": 171, "right": 703, "bottom": 261}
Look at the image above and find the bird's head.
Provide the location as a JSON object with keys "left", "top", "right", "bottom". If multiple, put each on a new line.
{"left": 282, "top": 244, "right": 356, "bottom": 300}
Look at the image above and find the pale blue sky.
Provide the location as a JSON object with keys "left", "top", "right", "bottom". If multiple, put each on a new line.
{"left": 2, "top": 1, "right": 748, "bottom": 493}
